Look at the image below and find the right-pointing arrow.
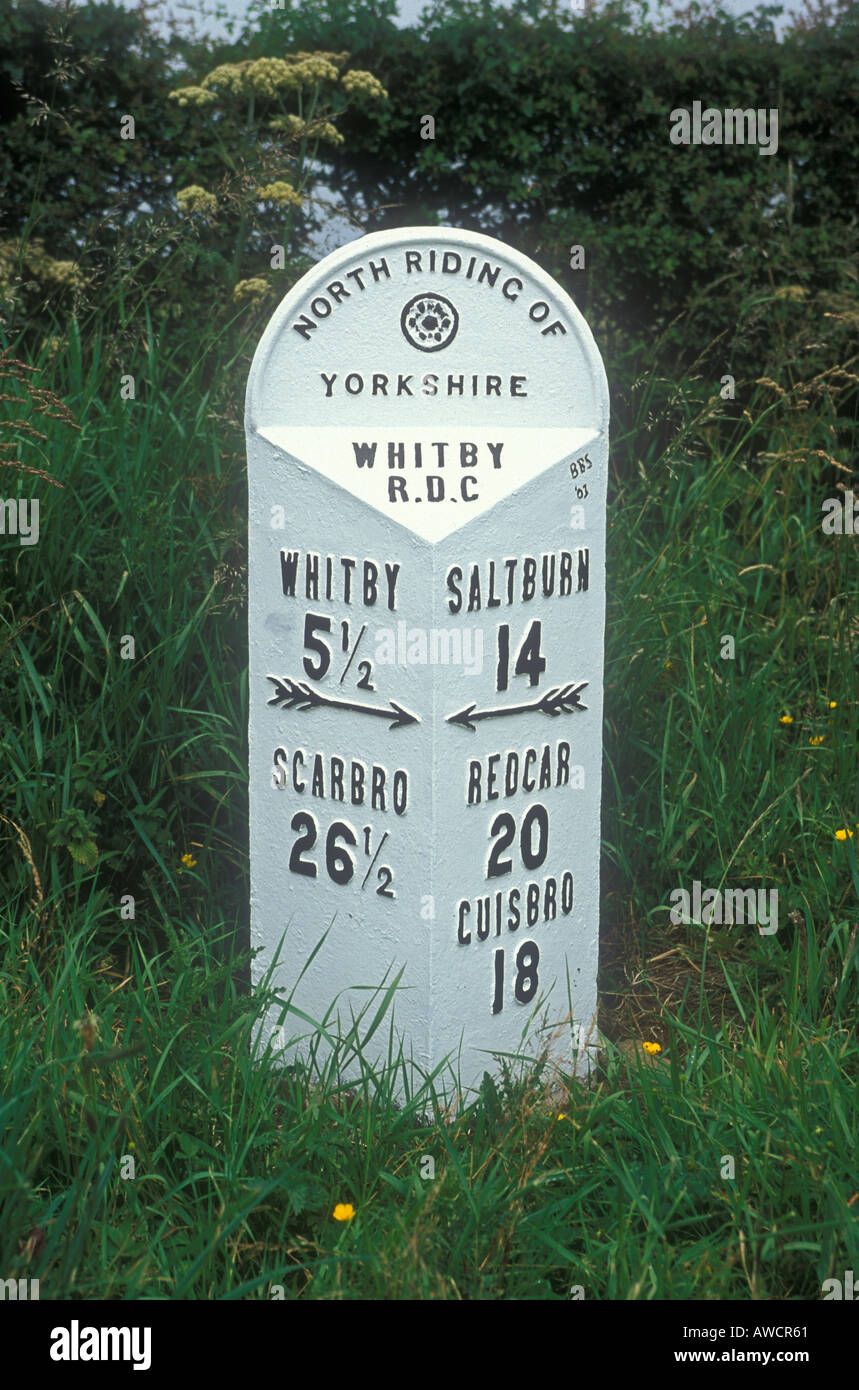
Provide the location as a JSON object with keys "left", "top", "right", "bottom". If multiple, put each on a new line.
{"left": 267, "top": 676, "right": 420, "bottom": 729}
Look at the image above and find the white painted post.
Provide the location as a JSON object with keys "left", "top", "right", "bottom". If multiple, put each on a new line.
{"left": 246, "top": 227, "right": 608, "bottom": 1097}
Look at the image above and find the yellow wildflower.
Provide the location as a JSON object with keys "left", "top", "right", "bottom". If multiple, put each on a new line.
{"left": 247, "top": 57, "right": 306, "bottom": 97}
{"left": 809, "top": 734, "right": 824, "bottom": 746}
{"left": 233, "top": 278, "right": 270, "bottom": 305}
{"left": 268, "top": 114, "right": 306, "bottom": 137}
{"left": 316, "top": 120, "right": 345, "bottom": 146}
{"left": 835, "top": 829, "right": 854, "bottom": 841}
{"left": 779, "top": 715, "right": 793, "bottom": 725}
{"left": 73, "top": 1011, "right": 100, "bottom": 1052}
{"left": 40, "top": 334, "right": 66, "bottom": 360}
{"left": 169, "top": 86, "right": 217, "bottom": 108}
{"left": 341, "top": 69, "right": 388, "bottom": 100}
{"left": 290, "top": 50, "right": 349, "bottom": 69}
{"left": 332, "top": 1203, "right": 355, "bottom": 1221}
{"left": 23, "top": 240, "right": 85, "bottom": 289}
{"left": 256, "top": 181, "right": 302, "bottom": 208}
{"left": 200, "top": 63, "right": 249, "bottom": 96}
{"left": 642, "top": 1041, "right": 662, "bottom": 1055}
{"left": 291, "top": 54, "right": 341, "bottom": 84}
{"left": 176, "top": 186, "right": 217, "bottom": 217}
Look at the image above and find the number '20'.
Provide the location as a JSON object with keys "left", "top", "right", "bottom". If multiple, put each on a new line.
{"left": 487, "top": 804, "right": 549, "bottom": 878}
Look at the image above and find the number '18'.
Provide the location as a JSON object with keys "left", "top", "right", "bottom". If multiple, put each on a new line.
{"left": 492, "top": 940, "right": 540, "bottom": 1013}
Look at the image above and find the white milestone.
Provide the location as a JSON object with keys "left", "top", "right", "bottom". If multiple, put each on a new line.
{"left": 246, "top": 226, "right": 609, "bottom": 1098}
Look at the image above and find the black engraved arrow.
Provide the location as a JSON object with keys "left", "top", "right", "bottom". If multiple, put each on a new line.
{"left": 267, "top": 675, "right": 420, "bottom": 730}
{"left": 446, "top": 682, "right": 588, "bottom": 732}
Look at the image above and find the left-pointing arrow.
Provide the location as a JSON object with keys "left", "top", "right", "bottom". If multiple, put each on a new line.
{"left": 446, "top": 682, "right": 588, "bottom": 731}
{"left": 267, "top": 675, "right": 420, "bottom": 729}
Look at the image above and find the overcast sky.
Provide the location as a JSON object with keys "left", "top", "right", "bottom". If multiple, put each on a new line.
{"left": 119, "top": 0, "right": 815, "bottom": 43}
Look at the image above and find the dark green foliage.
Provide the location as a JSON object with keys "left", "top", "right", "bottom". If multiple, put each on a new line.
{"left": 0, "top": 0, "right": 186, "bottom": 253}
{"left": 252, "top": 0, "right": 859, "bottom": 356}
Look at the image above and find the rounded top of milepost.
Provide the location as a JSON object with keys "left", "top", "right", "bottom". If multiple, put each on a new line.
{"left": 245, "top": 226, "right": 609, "bottom": 436}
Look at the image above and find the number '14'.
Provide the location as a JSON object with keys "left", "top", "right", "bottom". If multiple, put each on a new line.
{"left": 496, "top": 621, "right": 546, "bottom": 692}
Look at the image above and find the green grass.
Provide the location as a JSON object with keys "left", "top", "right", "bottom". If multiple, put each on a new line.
{"left": 0, "top": 276, "right": 857, "bottom": 1299}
